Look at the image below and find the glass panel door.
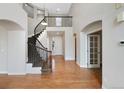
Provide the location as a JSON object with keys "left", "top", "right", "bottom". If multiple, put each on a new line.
{"left": 87, "top": 35, "right": 100, "bottom": 68}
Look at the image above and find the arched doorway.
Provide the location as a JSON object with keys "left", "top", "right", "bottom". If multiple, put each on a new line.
{"left": 0, "top": 19, "right": 26, "bottom": 74}
{"left": 80, "top": 20, "right": 102, "bottom": 87}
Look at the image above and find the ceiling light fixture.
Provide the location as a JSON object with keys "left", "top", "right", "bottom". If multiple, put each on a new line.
{"left": 37, "top": 10, "right": 42, "bottom": 14}
{"left": 24, "top": 3, "right": 28, "bottom": 7}
{"left": 56, "top": 8, "right": 60, "bottom": 12}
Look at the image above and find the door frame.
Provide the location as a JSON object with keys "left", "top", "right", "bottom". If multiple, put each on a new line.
{"left": 87, "top": 34, "right": 101, "bottom": 68}
{"left": 80, "top": 28, "right": 102, "bottom": 68}
{"left": 73, "top": 33, "right": 77, "bottom": 62}
{"left": 51, "top": 35, "right": 64, "bottom": 56}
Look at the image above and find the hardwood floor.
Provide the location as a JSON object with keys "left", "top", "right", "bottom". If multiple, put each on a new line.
{"left": 0, "top": 56, "right": 102, "bottom": 89}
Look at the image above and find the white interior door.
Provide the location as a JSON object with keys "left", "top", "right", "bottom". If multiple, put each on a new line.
{"left": 87, "top": 34, "right": 100, "bottom": 68}
{"left": 52, "top": 36, "right": 63, "bottom": 55}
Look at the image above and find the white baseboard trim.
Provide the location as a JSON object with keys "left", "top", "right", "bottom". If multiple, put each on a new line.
{"left": 8, "top": 73, "right": 26, "bottom": 75}
{"left": 26, "top": 72, "right": 41, "bottom": 74}
{"left": 80, "top": 65, "right": 87, "bottom": 68}
{"left": 76, "top": 62, "right": 88, "bottom": 68}
{"left": 0, "top": 71, "right": 7, "bottom": 74}
{"left": 102, "top": 85, "right": 105, "bottom": 89}
{"left": 76, "top": 62, "right": 80, "bottom": 67}
{"left": 65, "top": 58, "right": 75, "bottom": 61}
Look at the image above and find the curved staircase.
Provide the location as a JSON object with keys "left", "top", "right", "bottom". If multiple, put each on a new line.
{"left": 27, "top": 17, "right": 52, "bottom": 74}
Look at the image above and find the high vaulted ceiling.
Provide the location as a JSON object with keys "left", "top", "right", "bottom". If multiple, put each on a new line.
{"left": 33, "top": 3, "right": 72, "bottom": 15}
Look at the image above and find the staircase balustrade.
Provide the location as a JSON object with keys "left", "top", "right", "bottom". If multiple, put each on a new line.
{"left": 28, "top": 17, "right": 52, "bottom": 73}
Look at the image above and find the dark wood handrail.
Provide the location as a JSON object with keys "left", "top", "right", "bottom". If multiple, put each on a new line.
{"left": 34, "top": 17, "right": 46, "bottom": 35}
{"left": 33, "top": 16, "right": 48, "bottom": 50}
{"left": 29, "top": 43, "right": 52, "bottom": 53}
{"left": 35, "top": 38, "right": 47, "bottom": 49}
{"left": 35, "top": 45, "right": 52, "bottom": 53}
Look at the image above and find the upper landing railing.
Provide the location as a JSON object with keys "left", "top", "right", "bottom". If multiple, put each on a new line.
{"left": 45, "top": 16, "right": 72, "bottom": 27}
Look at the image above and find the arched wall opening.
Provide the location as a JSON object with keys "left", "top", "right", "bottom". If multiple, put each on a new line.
{"left": 79, "top": 20, "right": 102, "bottom": 87}
{"left": 80, "top": 20, "right": 102, "bottom": 67}
{"left": 0, "top": 19, "right": 26, "bottom": 74}
{"left": 0, "top": 19, "right": 24, "bottom": 31}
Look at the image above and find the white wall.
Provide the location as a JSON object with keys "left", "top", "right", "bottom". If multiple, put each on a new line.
{"left": 0, "top": 3, "right": 27, "bottom": 65}
{"left": 69, "top": 3, "right": 104, "bottom": 65}
{"left": 0, "top": 4, "right": 27, "bottom": 31}
{"left": 64, "top": 27, "right": 74, "bottom": 60}
{"left": 28, "top": 16, "right": 44, "bottom": 37}
{"left": 102, "top": 4, "right": 124, "bottom": 88}
{"left": 0, "top": 23, "right": 26, "bottom": 75}
{"left": 8, "top": 31, "right": 26, "bottom": 75}
{"left": 0, "top": 4, "right": 27, "bottom": 75}
{"left": 28, "top": 17, "right": 34, "bottom": 36}
{"left": 46, "top": 27, "right": 74, "bottom": 60}
{"left": 69, "top": 3, "right": 124, "bottom": 88}
{"left": 0, "top": 26, "right": 7, "bottom": 73}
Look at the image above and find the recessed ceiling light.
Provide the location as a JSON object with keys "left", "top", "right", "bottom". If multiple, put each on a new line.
{"left": 24, "top": 4, "right": 28, "bottom": 6}
{"left": 56, "top": 8, "right": 60, "bottom": 12}
{"left": 37, "top": 10, "right": 41, "bottom": 14}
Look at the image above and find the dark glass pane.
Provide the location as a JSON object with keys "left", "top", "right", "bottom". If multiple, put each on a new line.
{"left": 94, "top": 48, "right": 97, "bottom": 52}
{"left": 90, "top": 48, "right": 93, "bottom": 52}
{"left": 94, "top": 37, "right": 97, "bottom": 41}
{"left": 94, "top": 59, "right": 98, "bottom": 64}
{"left": 90, "top": 37, "right": 93, "bottom": 41}
{"left": 94, "top": 54, "right": 98, "bottom": 58}
{"left": 90, "top": 54, "right": 93, "bottom": 58}
{"left": 90, "top": 59, "right": 93, "bottom": 64}
{"left": 95, "top": 43, "right": 97, "bottom": 47}
{"left": 90, "top": 43, "right": 93, "bottom": 47}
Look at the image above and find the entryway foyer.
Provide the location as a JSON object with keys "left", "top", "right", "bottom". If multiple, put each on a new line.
{"left": 0, "top": 56, "right": 101, "bottom": 88}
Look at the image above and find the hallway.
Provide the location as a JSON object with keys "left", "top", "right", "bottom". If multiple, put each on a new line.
{"left": 0, "top": 56, "right": 101, "bottom": 89}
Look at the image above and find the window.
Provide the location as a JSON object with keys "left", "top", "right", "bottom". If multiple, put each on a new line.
{"left": 56, "top": 17, "right": 62, "bottom": 26}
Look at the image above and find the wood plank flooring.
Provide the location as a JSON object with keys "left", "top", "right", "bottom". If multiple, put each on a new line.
{"left": 0, "top": 56, "right": 102, "bottom": 89}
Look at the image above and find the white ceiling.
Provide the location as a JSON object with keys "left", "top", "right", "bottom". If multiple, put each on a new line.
{"left": 33, "top": 3, "right": 72, "bottom": 15}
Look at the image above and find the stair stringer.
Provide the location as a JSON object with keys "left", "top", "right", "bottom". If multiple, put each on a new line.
{"left": 26, "top": 63, "right": 41, "bottom": 74}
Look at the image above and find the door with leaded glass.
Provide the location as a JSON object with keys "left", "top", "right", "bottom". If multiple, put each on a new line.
{"left": 87, "top": 34, "right": 100, "bottom": 68}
